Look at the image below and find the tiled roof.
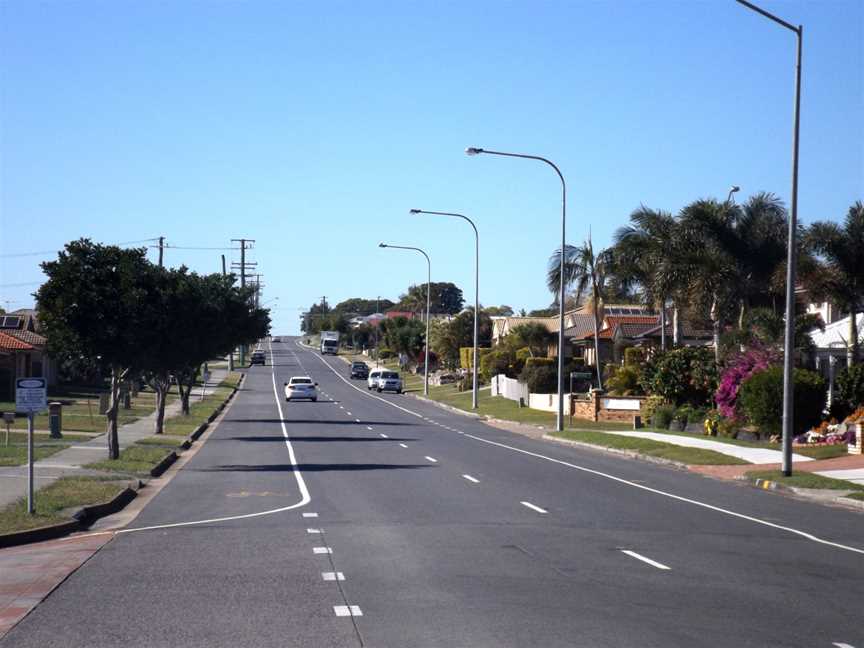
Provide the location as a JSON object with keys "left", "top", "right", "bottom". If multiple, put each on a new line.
{"left": 0, "top": 331, "right": 34, "bottom": 351}
{"left": 585, "top": 315, "right": 660, "bottom": 340}
{"left": 563, "top": 314, "right": 599, "bottom": 339}
{"left": 639, "top": 321, "right": 713, "bottom": 340}
{"left": 5, "top": 330, "right": 47, "bottom": 346}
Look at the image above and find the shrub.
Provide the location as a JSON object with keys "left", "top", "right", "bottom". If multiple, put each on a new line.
{"left": 641, "top": 395, "right": 667, "bottom": 422}
{"left": 624, "top": 347, "right": 645, "bottom": 367}
{"left": 652, "top": 405, "right": 676, "bottom": 429}
{"left": 738, "top": 366, "right": 826, "bottom": 435}
{"left": 479, "top": 348, "right": 513, "bottom": 382}
{"left": 715, "top": 345, "right": 781, "bottom": 419}
{"left": 524, "top": 357, "right": 555, "bottom": 369}
{"left": 640, "top": 347, "right": 718, "bottom": 406}
{"left": 520, "top": 363, "right": 558, "bottom": 393}
{"left": 377, "top": 347, "right": 395, "bottom": 360}
{"left": 836, "top": 364, "right": 864, "bottom": 412}
{"left": 674, "top": 405, "right": 694, "bottom": 424}
{"left": 687, "top": 407, "right": 707, "bottom": 425}
{"left": 460, "top": 347, "right": 491, "bottom": 369}
{"left": 606, "top": 365, "right": 643, "bottom": 396}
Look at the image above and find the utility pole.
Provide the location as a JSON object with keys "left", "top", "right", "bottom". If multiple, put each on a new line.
{"left": 231, "top": 239, "right": 256, "bottom": 366}
{"left": 221, "top": 254, "right": 226, "bottom": 276}
{"left": 158, "top": 236, "right": 165, "bottom": 267}
{"left": 375, "top": 296, "right": 380, "bottom": 368}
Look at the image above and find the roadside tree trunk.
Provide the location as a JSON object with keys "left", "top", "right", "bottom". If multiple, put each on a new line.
{"left": 151, "top": 372, "right": 170, "bottom": 434}
{"left": 659, "top": 297, "right": 667, "bottom": 352}
{"left": 105, "top": 365, "right": 127, "bottom": 460}
{"left": 849, "top": 308, "right": 860, "bottom": 368}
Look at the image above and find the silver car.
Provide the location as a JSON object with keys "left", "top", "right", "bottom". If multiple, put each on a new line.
{"left": 375, "top": 370, "right": 402, "bottom": 394}
{"left": 284, "top": 376, "right": 318, "bottom": 402}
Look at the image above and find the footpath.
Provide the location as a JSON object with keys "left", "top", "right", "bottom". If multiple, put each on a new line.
{"left": 0, "top": 369, "right": 227, "bottom": 509}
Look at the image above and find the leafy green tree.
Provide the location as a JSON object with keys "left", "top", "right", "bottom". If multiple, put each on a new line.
{"left": 640, "top": 347, "right": 718, "bottom": 407}
{"left": 333, "top": 297, "right": 394, "bottom": 316}
{"left": 484, "top": 305, "right": 514, "bottom": 316}
{"left": 527, "top": 307, "right": 555, "bottom": 317}
{"left": 509, "top": 322, "right": 554, "bottom": 358}
{"left": 397, "top": 282, "right": 464, "bottom": 315}
{"left": 739, "top": 366, "right": 826, "bottom": 435}
{"left": 379, "top": 317, "right": 426, "bottom": 360}
{"left": 805, "top": 201, "right": 864, "bottom": 366}
{"left": 37, "top": 240, "right": 160, "bottom": 459}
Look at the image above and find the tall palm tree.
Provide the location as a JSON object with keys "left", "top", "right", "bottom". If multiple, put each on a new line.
{"left": 547, "top": 238, "right": 610, "bottom": 389}
{"left": 805, "top": 201, "right": 864, "bottom": 366}
{"left": 679, "top": 193, "right": 788, "bottom": 331}
{"left": 612, "top": 206, "right": 682, "bottom": 351}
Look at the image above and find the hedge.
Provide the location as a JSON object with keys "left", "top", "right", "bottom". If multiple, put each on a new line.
{"left": 460, "top": 347, "right": 491, "bottom": 369}
{"left": 738, "top": 366, "right": 826, "bottom": 435}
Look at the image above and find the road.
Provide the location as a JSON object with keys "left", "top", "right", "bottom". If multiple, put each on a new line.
{"left": 3, "top": 337, "right": 862, "bottom": 648}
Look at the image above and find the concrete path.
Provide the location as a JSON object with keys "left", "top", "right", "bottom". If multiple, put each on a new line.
{"left": 816, "top": 467, "right": 864, "bottom": 485}
{"left": 0, "top": 369, "right": 228, "bottom": 508}
{"left": 596, "top": 429, "right": 813, "bottom": 464}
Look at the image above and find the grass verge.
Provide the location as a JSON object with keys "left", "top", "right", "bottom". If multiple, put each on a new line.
{"left": 745, "top": 469, "right": 864, "bottom": 491}
{"left": 135, "top": 435, "right": 188, "bottom": 447}
{"left": 85, "top": 445, "right": 171, "bottom": 477}
{"left": 0, "top": 476, "right": 129, "bottom": 534}
{"left": 845, "top": 492, "right": 864, "bottom": 501}
{"left": 550, "top": 429, "right": 749, "bottom": 465}
{"left": 0, "top": 445, "right": 68, "bottom": 467}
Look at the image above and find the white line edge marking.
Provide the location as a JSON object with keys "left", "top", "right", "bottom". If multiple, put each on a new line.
{"left": 832, "top": 643, "right": 856, "bottom": 648}
{"left": 304, "top": 340, "right": 864, "bottom": 557}
{"left": 521, "top": 501, "right": 547, "bottom": 514}
{"left": 462, "top": 474, "right": 479, "bottom": 483}
{"left": 87, "top": 341, "right": 312, "bottom": 536}
{"left": 425, "top": 456, "right": 438, "bottom": 463}
{"left": 620, "top": 550, "right": 671, "bottom": 570}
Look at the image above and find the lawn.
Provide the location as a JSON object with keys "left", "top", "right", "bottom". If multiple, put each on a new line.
{"left": 845, "top": 492, "right": 864, "bottom": 502}
{"left": 135, "top": 435, "right": 189, "bottom": 447}
{"left": 0, "top": 476, "right": 130, "bottom": 534}
{"left": 85, "top": 445, "right": 172, "bottom": 477}
{"left": 550, "top": 429, "right": 749, "bottom": 465}
{"left": 0, "top": 444, "right": 69, "bottom": 466}
{"left": 745, "top": 469, "right": 864, "bottom": 491}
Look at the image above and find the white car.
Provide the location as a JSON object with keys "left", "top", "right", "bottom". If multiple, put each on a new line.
{"left": 367, "top": 370, "right": 382, "bottom": 390}
{"left": 284, "top": 376, "right": 318, "bottom": 402}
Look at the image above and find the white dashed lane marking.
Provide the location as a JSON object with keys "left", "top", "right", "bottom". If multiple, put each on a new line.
{"left": 302, "top": 512, "right": 318, "bottom": 518}
{"left": 620, "top": 550, "right": 670, "bottom": 570}
{"left": 366, "top": 426, "right": 373, "bottom": 431}
{"left": 399, "top": 443, "right": 408, "bottom": 448}
{"left": 355, "top": 418, "right": 361, "bottom": 423}
{"left": 425, "top": 456, "right": 438, "bottom": 463}
{"left": 334, "top": 605, "right": 362, "bottom": 617}
{"left": 322, "top": 572, "right": 345, "bottom": 581}
{"left": 462, "top": 474, "right": 479, "bottom": 484}
{"left": 307, "top": 528, "right": 321, "bottom": 534}
{"left": 313, "top": 547, "right": 332, "bottom": 554}
{"left": 379, "top": 433, "right": 388, "bottom": 438}
{"left": 521, "top": 501, "right": 547, "bottom": 514}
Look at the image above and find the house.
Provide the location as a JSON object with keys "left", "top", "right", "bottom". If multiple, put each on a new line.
{"left": 580, "top": 315, "right": 661, "bottom": 366}
{"left": 634, "top": 320, "right": 714, "bottom": 350}
{"left": 0, "top": 310, "right": 58, "bottom": 397}
{"left": 809, "top": 312, "right": 864, "bottom": 377}
{"left": 0, "top": 331, "right": 35, "bottom": 401}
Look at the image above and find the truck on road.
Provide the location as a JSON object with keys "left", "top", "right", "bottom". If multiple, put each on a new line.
{"left": 320, "top": 331, "right": 340, "bottom": 355}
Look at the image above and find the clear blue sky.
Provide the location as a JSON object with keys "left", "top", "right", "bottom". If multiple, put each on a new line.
{"left": 1, "top": 0, "right": 861, "bottom": 334}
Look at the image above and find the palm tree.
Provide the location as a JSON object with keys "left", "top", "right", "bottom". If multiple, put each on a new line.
{"left": 547, "top": 238, "right": 610, "bottom": 389}
{"left": 805, "top": 201, "right": 864, "bottom": 366}
{"left": 612, "top": 206, "right": 682, "bottom": 351}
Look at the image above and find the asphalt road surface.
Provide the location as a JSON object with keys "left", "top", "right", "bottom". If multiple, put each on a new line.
{"left": 4, "top": 337, "right": 863, "bottom": 648}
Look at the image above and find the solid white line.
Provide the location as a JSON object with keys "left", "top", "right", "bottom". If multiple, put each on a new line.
{"left": 425, "top": 456, "right": 438, "bottom": 463}
{"left": 302, "top": 340, "right": 864, "bottom": 557}
{"left": 313, "top": 546, "right": 332, "bottom": 554}
{"left": 334, "top": 605, "right": 362, "bottom": 617}
{"left": 302, "top": 512, "right": 318, "bottom": 518}
{"left": 521, "top": 501, "right": 547, "bottom": 514}
{"left": 103, "top": 342, "right": 311, "bottom": 536}
{"left": 322, "top": 572, "right": 345, "bottom": 581}
{"left": 832, "top": 643, "right": 856, "bottom": 648}
{"left": 379, "top": 433, "right": 389, "bottom": 438}
{"left": 620, "top": 550, "right": 671, "bottom": 570}
{"left": 399, "top": 443, "right": 408, "bottom": 448}
{"left": 462, "top": 474, "right": 479, "bottom": 484}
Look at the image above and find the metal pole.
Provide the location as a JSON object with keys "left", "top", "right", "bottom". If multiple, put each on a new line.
{"left": 27, "top": 412, "right": 34, "bottom": 514}
{"left": 425, "top": 256, "right": 431, "bottom": 397}
{"left": 465, "top": 148, "right": 566, "bottom": 431}
{"left": 376, "top": 296, "right": 380, "bottom": 368}
{"left": 735, "top": 0, "right": 802, "bottom": 477}
{"left": 240, "top": 240, "right": 247, "bottom": 366}
{"left": 221, "top": 254, "right": 226, "bottom": 276}
{"left": 158, "top": 236, "right": 164, "bottom": 268}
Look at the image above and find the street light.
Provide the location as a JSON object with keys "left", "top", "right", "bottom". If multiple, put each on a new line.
{"left": 727, "top": 185, "right": 740, "bottom": 204}
{"left": 736, "top": 0, "right": 803, "bottom": 477}
{"left": 466, "top": 146, "right": 568, "bottom": 432}
{"left": 379, "top": 242, "right": 431, "bottom": 396}
{"left": 411, "top": 209, "right": 480, "bottom": 409}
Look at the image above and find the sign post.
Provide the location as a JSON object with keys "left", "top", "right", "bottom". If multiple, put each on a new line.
{"left": 16, "top": 377, "right": 47, "bottom": 515}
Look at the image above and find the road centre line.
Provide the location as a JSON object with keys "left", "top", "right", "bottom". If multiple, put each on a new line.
{"left": 313, "top": 547, "right": 332, "bottom": 554}
{"left": 303, "top": 512, "right": 318, "bottom": 518}
{"left": 399, "top": 443, "right": 408, "bottom": 448}
{"left": 425, "top": 456, "right": 438, "bottom": 463}
{"left": 462, "top": 474, "right": 479, "bottom": 484}
{"left": 620, "top": 550, "right": 671, "bottom": 570}
{"left": 380, "top": 433, "right": 389, "bottom": 438}
{"left": 366, "top": 426, "right": 373, "bottom": 430}
{"left": 305, "top": 341, "right": 864, "bottom": 557}
{"left": 355, "top": 418, "right": 361, "bottom": 423}
{"left": 323, "top": 572, "right": 345, "bottom": 581}
{"left": 307, "top": 528, "right": 321, "bottom": 534}
{"left": 334, "top": 605, "right": 362, "bottom": 617}
{"left": 521, "top": 501, "right": 547, "bottom": 514}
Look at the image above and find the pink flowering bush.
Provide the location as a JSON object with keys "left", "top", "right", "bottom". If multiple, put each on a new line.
{"left": 715, "top": 346, "right": 781, "bottom": 419}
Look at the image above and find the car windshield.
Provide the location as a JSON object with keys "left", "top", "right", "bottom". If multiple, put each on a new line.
{"left": 382, "top": 372, "right": 399, "bottom": 379}
{"left": 291, "top": 378, "right": 312, "bottom": 384}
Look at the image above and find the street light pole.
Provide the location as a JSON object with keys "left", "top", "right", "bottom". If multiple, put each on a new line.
{"left": 411, "top": 209, "right": 480, "bottom": 409}
{"left": 466, "top": 147, "right": 567, "bottom": 432}
{"left": 736, "top": 0, "right": 802, "bottom": 477}
{"left": 379, "top": 243, "right": 431, "bottom": 396}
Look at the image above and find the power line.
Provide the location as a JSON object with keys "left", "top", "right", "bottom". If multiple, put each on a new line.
{"left": 1, "top": 238, "right": 160, "bottom": 259}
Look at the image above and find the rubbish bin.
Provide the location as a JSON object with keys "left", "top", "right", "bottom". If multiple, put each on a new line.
{"left": 49, "top": 402, "right": 63, "bottom": 439}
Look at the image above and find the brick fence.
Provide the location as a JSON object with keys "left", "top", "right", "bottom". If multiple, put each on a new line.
{"left": 570, "top": 390, "right": 646, "bottom": 424}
